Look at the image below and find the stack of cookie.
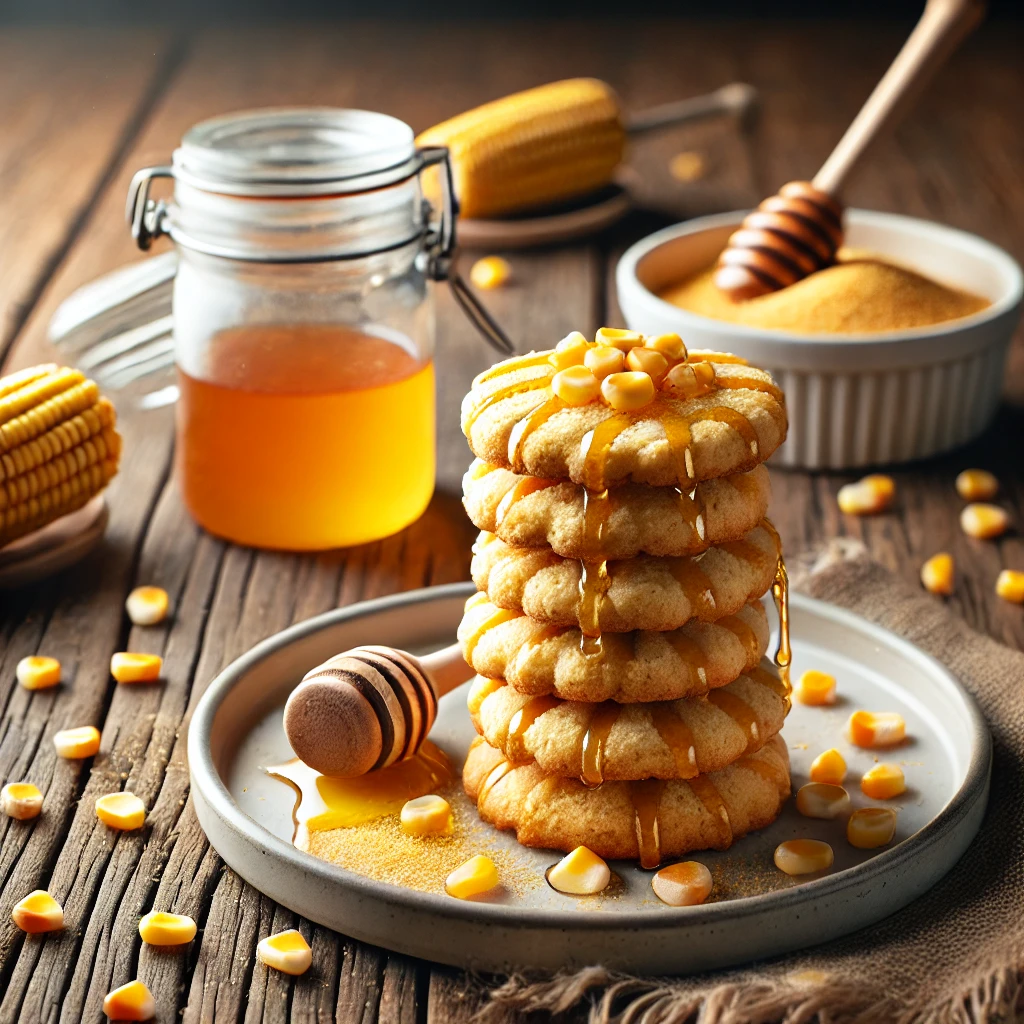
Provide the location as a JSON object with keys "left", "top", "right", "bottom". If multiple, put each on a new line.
{"left": 457, "top": 328, "right": 791, "bottom": 867}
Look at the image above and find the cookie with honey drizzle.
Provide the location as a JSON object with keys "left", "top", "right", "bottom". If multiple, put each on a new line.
{"left": 472, "top": 521, "right": 780, "bottom": 634}
{"left": 463, "top": 734, "right": 791, "bottom": 865}
{"left": 459, "top": 596, "right": 769, "bottom": 703}
{"left": 468, "top": 661, "right": 789, "bottom": 782}
{"left": 460, "top": 345, "right": 786, "bottom": 489}
{"left": 463, "top": 459, "right": 770, "bottom": 560}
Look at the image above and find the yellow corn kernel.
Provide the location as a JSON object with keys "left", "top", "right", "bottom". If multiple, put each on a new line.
{"left": 595, "top": 327, "right": 644, "bottom": 351}
{"left": 96, "top": 792, "right": 147, "bottom": 831}
{"left": 920, "top": 553, "right": 954, "bottom": 596}
{"left": 688, "top": 349, "right": 748, "bottom": 365}
{"left": 651, "top": 860, "right": 713, "bottom": 906}
{"left": 625, "top": 347, "right": 669, "bottom": 382}
{"left": 860, "top": 763, "right": 906, "bottom": 800}
{"left": 548, "top": 331, "right": 590, "bottom": 370}
{"left": 663, "top": 360, "right": 718, "bottom": 400}
{"left": 445, "top": 854, "right": 499, "bottom": 899}
{"left": 601, "top": 371, "right": 654, "bottom": 412}
{"left": 469, "top": 256, "right": 511, "bottom": 290}
{"left": 102, "top": 980, "right": 155, "bottom": 1021}
{"left": 955, "top": 468, "right": 998, "bottom": 501}
{"left": 644, "top": 332, "right": 687, "bottom": 363}
{"left": 809, "top": 748, "right": 847, "bottom": 786}
{"left": 583, "top": 345, "right": 625, "bottom": 379}
{"left": 551, "top": 365, "right": 601, "bottom": 406}
{"left": 796, "top": 782, "right": 851, "bottom": 820}
{"left": 138, "top": 911, "right": 197, "bottom": 946}
{"left": 774, "top": 839, "right": 834, "bottom": 876}
{"left": 847, "top": 806, "right": 898, "bottom": 849}
{"left": 546, "top": 846, "right": 610, "bottom": 895}
{"left": 110, "top": 652, "right": 162, "bottom": 684}
{"left": 794, "top": 669, "right": 836, "bottom": 706}
{"left": 669, "top": 150, "right": 706, "bottom": 182}
{"left": 125, "top": 586, "right": 169, "bottom": 626}
{"left": 16, "top": 655, "right": 61, "bottom": 691}
{"left": 11, "top": 890, "right": 64, "bottom": 933}
{"left": 996, "top": 570, "right": 1024, "bottom": 604}
{"left": 837, "top": 474, "right": 895, "bottom": 515}
{"left": 960, "top": 503, "right": 1008, "bottom": 540}
{"left": 400, "top": 794, "right": 453, "bottom": 836}
{"left": 257, "top": 929, "right": 312, "bottom": 975}
{"left": 1, "top": 782, "right": 43, "bottom": 820}
{"left": 848, "top": 710, "right": 906, "bottom": 749}
{"left": 54, "top": 725, "right": 100, "bottom": 759}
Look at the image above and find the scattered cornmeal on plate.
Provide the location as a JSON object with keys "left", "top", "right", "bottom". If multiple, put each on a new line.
{"left": 809, "top": 748, "right": 847, "bottom": 786}
{"left": 921, "top": 553, "right": 954, "bottom": 595}
{"left": 847, "top": 807, "right": 898, "bottom": 849}
{"left": 847, "top": 710, "right": 906, "bottom": 749}
{"left": 11, "top": 890, "right": 64, "bottom": 933}
{"left": 125, "top": 586, "right": 170, "bottom": 626}
{"left": 837, "top": 474, "right": 895, "bottom": 515}
{"left": 995, "top": 570, "right": 1024, "bottom": 604}
{"left": 110, "top": 652, "right": 162, "bottom": 684}
{"left": 955, "top": 469, "right": 998, "bottom": 501}
{"left": 546, "top": 846, "right": 611, "bottom": 895}
{"left": 400, "top": 795, "right": 453, "bottom": 836}
{"left": 102, "top": 980, "right": 155, "bottom": 1021}
{"left": 469, "top": 256, "right": 512, "bottom": 290}
{"left": 774, "top": 839, "right": 834, "bottom": 876}
{"left": 796, "top": 782, "right": 850, "bottom": 820}
{"left": 860, "top": 763, "right": 906, "bottom": 800}
{"left": 794, "top": 669, "right": 836, "bottom": 705}
{"left": 960, "top": 503, "right": 1008, "bottom": 540}
{"left": 138, "top": 911, "right": 197, "bottom": 946}
{"left": 16, "top": 655, "right": 61, "bottom": 690}
{"left": 1, "top": 782, "right": 43, "bottom": 820}
{"left": 53, "top": 725, "right": 101, "bottom": 759}
{"left": 257, "top": 929, "right": 312, "bottom": 975}
{"left": 651, "top": 861, "right": 713, "bottom": 906}
{"left": 96, "top": 792, "right": 147, "bottom": 831}
{"left": 445, "top": 854, "right": 499, "bottom": 899}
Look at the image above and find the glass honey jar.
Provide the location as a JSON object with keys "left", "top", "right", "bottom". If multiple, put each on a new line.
{"left": 127, "top": 108, "right": 508, "bottom": 551}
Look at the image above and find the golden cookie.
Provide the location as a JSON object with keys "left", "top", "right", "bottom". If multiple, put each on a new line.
{"left": 463, "top": 460, "right": 770, "bottom": 560}
{"left": 461, "top": 356, "right": 786, "bottom": 488}
{"left": 463, "top": 735, "right": 791, "bottom": 862}
{"left": 459, "top": 597, "right": 769, "bottom": 702}
{"left": 471, "top": 521, "right": 780, "bottom": 633}
{"left": 468, "top": 662, "right": 789, "bottom": 781}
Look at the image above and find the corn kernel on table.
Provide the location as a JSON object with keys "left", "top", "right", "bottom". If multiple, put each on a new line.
{"left": 1, "top": 19, "right": 1022, "bottom": 1024}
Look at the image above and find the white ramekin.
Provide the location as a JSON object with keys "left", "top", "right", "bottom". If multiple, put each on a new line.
{"left": 616, "top": 210, "right": 1023, "bottom": 469}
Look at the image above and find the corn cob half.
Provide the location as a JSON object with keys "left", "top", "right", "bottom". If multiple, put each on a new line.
{"left": 416, "top": 78, "right": 627, "bottom": 220}
{"left": 0, "top": 364, "right": 121, "bottom": 547}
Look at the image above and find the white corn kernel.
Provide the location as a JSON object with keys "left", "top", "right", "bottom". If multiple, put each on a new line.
{"left": 548, "top": 331, "right": 590, "bottom": 370}
{"left": 595, "top": 327, "right": 644, "bottom": 351}
{"left": 847, "top": 807, "right": 898, "bottom": 849}
{"left": 110, "top": 652, "right": 162, "bottom": 684}
{"left": 644, "top": 332, "right": 687, "bottom": 362}
{"left": 400, "top": 794, "right": 453, "bottom": 836}
{"left": 651, "top": 860, "right": 713, "bottom": 906}
{"left": 921, "top": 553, "right": 954, "bottom": 596}
{"left": 139, "top": 911, "right": 197, "bottom": 946}
{"left": 551, "top": 365, "right": 601, "bottom": 406}
{"left": 848, "top": 710, "right": 906, "bottom": 749}
{"left": 469, "top": 256, "right": 511, "bottom": 290}
{"left": 445, "top": 854, "right": 499, "bottom": 899}
{"left": 96, "top": 792, "right": 146, "bottom": 831}
{"left": 546, "top": 846, "right": 610, "bottom": 895}
{"left": 796, "top": 783, "right": 851, "bottom": 820}
{"left": 625, "top": 347, "right": 669, "bottom": 382}
{"left": 794, "top": 669, "right": 836, "bottom": 706}
{"left": 257, "top": 929, "right": 312, "bottom": 975}
{"left": 584, "top": 345, "right": 625, "bottom": 379}
{"left": 125, "top": 586, "right": 169, "bottom": 626}
{"left": 809, "top": 748, "right": 847, "bottom": 786}
{"left": 837, "top": 475, "right": 895, "bottom": 515}
{"left": 663, "top": 360, "right": 718, "bottom": 399}
{"left": 54, "top": 725, "right": 100, "bottom": 759}
{"left": 12, "top": 890, "right": 64, "bottom": 933}
{"left": 601, "top": 371, "right": 654, "bottom": 412}
{"left": 102, "top": 980, "right": 155, "bottom": 1021}
{"left": 960, "top": 503, "right": 1008, "bottom": 540}
{"left": 774, "top": 839, "right": 834, "bottom": 876}
{"left": 955, "top": 468, "right": 998, "bottom": 501}
{"left": 1, "top": 782, "right": 43, "bottom": 820}
{"left": 16, "top": 655, "right": 61, "bottom": 691}
{"left": 860, "top": 763, "right": 906, "bottom": 800}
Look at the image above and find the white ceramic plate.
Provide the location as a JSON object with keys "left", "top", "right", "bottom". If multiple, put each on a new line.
{"left": 189, "top": 583, "right": 990, "bottom": 974}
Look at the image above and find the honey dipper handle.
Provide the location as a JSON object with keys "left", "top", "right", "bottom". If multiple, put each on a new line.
{"left": 813, "top": 0, "right": 985, "bottom": 198}
{"left": 419, "top": 642, "right": 475, "bottom": 700}
{"left": 626, "top": 83, "right": 759, "bottom": 135}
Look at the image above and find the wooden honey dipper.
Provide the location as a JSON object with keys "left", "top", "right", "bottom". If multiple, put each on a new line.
{"left": 715, "top": 0, "right": 985, "bottom": 301}
{"left": 283, "top": 643, "right": 471, "bottom": 777}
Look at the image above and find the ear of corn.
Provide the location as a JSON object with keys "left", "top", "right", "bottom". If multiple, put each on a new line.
{"left": 416, "top": 78, "right": 626, "bottom": 219}
{"left": 0, "top": 365, "right": 120, "bottom": 547}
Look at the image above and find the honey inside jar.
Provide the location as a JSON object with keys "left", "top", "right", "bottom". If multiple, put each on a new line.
{"left": 177, "top": 323, "right": 434, "bottom": 550}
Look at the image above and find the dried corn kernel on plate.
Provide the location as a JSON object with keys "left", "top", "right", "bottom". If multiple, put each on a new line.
{"left": 189, "top": 583, "right": 989, "bottom": 974}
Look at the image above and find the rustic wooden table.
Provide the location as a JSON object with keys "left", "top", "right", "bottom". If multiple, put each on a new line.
{"left": 1, "top": 18, "right": 1022, "bottom": 1024}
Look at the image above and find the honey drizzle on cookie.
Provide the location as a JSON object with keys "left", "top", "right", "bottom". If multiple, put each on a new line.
{"left": 665, "top": 632, "right": 709, "bottom": 691}
{"left": 474, "top": 352, "right": 553, "bottom": 385}
{"left": 505, "top": 696, "right": 560, "bottom": 748}
{"left": 463, "top": 607, "right": 520, "bottom": 660}
{"left": 630, "top": 779, "right": 667, "bottom": 869}
{"left": 478, "top": 758, "right": 516, "bottom": 806}
{"left": 464, "top": 372, "right": 553, "bottom": 433}
{"left": 689, "top": 773, "right": 733, "bottom": 849}
{"left": 761, "top": 520, "right": 792, "bottom": 691}
{"left": 507, "top": 397, "right": 567, "bottom": 473}
{"left": 650, "top": 706, "right": 698, "bottom": 778}
{"left": 467, "top": 677, "right": 504, "bottom": 716}
{"left": 707, "top": 689, "right": 760, "bottom": 751}
{"left": 737, "top": 753, "right": 786, "bottom": 787}
{"left": 494, "top": 476, "right": 558, "bottom": 529}
{"left": 717, "top": 611, "right": 761, "bottom": 663}
{"left": 579, "top": 702, "right": 619, "bottom": 787}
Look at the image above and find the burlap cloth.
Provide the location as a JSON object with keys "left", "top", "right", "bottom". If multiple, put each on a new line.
{"left": 482, "top": 541, "right": 1024, "bottom": 1024}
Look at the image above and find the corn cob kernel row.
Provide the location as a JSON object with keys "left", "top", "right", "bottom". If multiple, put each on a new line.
{"left": 0, "top": 371, "right": 99, "bottom": 454}
{"left": 0, "top": 364, "right": 56, "bottom": 401}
